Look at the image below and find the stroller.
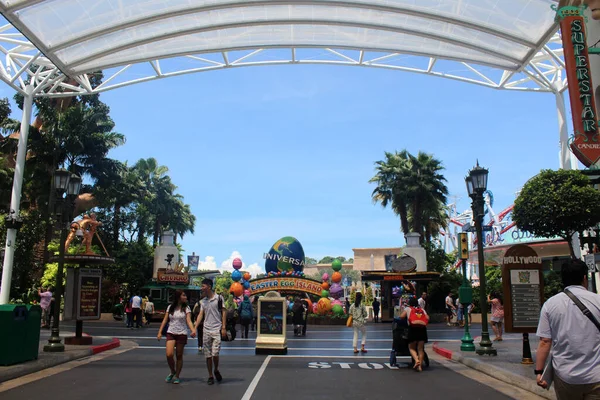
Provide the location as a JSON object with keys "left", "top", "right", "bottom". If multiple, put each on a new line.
{"left": 391, "top": 318, "right": 429, "bottom": 368}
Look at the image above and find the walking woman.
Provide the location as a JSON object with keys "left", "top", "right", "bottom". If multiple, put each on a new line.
{"left": 238, "top": 295, "right": 253, "bottom": 338}
{"left": 488, "top": 291, "right": 504, "bottom": 341}
{"left": 400, "top": 297, "right": 429, "bottom": 372}
{"left": 292, "top": 297, "right": 305, "bottom": 336}
{"left": 349, "top": 292, "right": 368, "bottom": 353}
{"left": 157, "top": 290, "right": 196, "bottom": 384}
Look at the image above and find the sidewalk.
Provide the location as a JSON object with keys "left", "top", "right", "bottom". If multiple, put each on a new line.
{"left": 433, "top": 333, "right": 556, "bottom": 400}
{"left": 0, "top": 330, "right": 120, "bottom": 383}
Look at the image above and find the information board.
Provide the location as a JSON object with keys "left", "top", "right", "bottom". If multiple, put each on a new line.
{"left": 76, "top": 269, "right": 102, "bottom": 320}
{"left": 502, "top": 244, "right": 544, "bottom": 333}
{"left": 259, "top": 300, "right": 285, "bottom": 335}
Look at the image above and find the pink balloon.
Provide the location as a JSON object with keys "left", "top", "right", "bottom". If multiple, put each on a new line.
{"left": 232, "top": 258, "right": 243, "bottom": 270}
{"left": 332, "top": 299, "right": 342, "bottom": 306}
{"left": 322, "top": 273, "right": 329, "bottom": 281}
{"left": 244, "top": 289, "right": 251, "bottom": 296}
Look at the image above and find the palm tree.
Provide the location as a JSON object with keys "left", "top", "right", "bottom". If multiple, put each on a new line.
{"left": 370, "top": 150, "right": 448, "bottom": 243}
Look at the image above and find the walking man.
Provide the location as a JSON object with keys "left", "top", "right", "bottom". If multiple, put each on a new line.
{"left": 418, "top": 292, "right": 427, "bottom": 311}
{"left": 535, "top": 259, "right": 600, "bottom": 399}
{"left": 38, "top": 286, "right": 53, "bottom": 328}
{"left": 194, "top": 278, "right": 227, "bottom": 385}
{"left": 372, "top": 298, "right": 380, "bottom": 323}
{"left": 130, "top": 292, "right": 142, "bottom": 328}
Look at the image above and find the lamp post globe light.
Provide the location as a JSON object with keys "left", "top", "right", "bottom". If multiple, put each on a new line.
{"left": 44, "top": 169, "right": 81, "bottom": 353}
{"left": 465, "top": 161, "right": 496, "bottom": 356}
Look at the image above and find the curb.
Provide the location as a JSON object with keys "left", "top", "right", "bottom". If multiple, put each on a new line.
{"left": 91, "top": 338, "right": 120, "bottom": 355}
{"left": 432, "top": 342, "right": 556, "bottom": 400}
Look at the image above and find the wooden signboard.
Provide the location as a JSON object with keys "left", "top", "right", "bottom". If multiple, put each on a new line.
{"left": 502, "top": 244, "right": 544, "bottom": 334}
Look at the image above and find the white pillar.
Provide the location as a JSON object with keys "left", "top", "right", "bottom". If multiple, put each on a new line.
{"left": 555, "top": 90, "right": 582, "bottom": 258}
{"left": 0, "top": 86, "right": 33, "bottom": 304}
{"left": 556, "top": 90, "right": 578, "bottom": 171}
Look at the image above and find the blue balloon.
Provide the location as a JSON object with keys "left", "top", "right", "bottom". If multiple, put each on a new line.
{"left": 243, "top": 280, "right": 250, "bottom": 289}
{"left": 232, "top": 270, "right": 242, "bottom": 282}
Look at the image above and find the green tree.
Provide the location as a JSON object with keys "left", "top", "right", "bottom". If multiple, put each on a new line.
{"left": 305, "top": 257, "right": 318, "bottom": 265}
{"left": 370, "top": 150, "right": 448, "bottom": 243}
{"left": 214, "top": 272, "right": 233, "bottom": 295}
{"left": 513, "top": 169, "right": 600, "bottom": 258}
{"left": 423, "top": 242, "right": 454, "bottom": 273}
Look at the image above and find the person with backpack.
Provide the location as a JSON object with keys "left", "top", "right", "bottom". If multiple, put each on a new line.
{"left": 400, "top": 296, "right": 429, "bottom": 372}
{"left": 193, "top": 279, "right": 227, "bottom": 385}
{"left": 238, "top": 295, "right": 253, "bottom": 339}
{"left": 350, "top": 292, "right": 368, "bottom": 354}
{"left": 292, "top": 297, "right": 305, "bottom": 336}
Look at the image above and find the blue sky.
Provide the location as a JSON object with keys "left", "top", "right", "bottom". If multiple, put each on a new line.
{"left": 1, "top": 62, "right": 567, "bottom": 276}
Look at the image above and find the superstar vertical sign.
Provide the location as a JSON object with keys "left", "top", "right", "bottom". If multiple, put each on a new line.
{"left": 559, "top": 6, "right": 600, "bottom": 167}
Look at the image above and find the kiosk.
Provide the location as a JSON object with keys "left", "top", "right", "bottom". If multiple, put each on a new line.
{"left": 256, "top": 291, "right": 287, "bottom": 355}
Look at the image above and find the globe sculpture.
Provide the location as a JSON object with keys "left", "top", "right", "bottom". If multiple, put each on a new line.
{"left": 264, "top": 236, "right": 305, "bottom": 274}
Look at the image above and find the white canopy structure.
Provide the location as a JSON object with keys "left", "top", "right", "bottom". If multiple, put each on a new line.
{"left": 0, "top": 0, "right": 575, "bottom": 303}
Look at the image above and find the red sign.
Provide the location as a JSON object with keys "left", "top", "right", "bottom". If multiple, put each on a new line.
{"left": 157, "top": 268, "right": 188, "bottom": 283}
{"left": 561, "top": 13, "right": 600, "bottom": 167}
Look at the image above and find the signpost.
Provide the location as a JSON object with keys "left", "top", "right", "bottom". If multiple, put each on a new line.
{"left": 256, "top": 291, "right": 287, "bottom": 355}
{"left": 76, "top": 269, "right": 102, "bottom": 320}
{"left": 502, "top": 244, "right": 544, "bottom": 364}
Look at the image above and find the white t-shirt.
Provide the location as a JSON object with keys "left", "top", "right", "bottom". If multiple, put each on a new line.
{"left": 166, "top": 305, "right": 191, "bottom": 335}
{"left": 445, "top": 296, "right": 453, "bottom": 309}
{"left": 537, "top": 285, "right": 600, "bottom": 385}
{"left": 418, "top": 297, "right": 426, "bottom": 309}
{"left": 201, "top": 294, "right": 224, "bottom": 333}
{"left": 131, "top": 296, "right": 142, "bottom": 309}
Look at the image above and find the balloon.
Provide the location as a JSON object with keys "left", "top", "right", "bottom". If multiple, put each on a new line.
{"left": 322, "top": 273, "right": 329, "bottom": 281}
{"left": 244, "top": 289, "right": 251, "bottom": 296}
{"left": 321, "top": 290, "right": 330, "bottom": 298}
{"left": 321, "top": 282, "right": 330, "bottom": 291}
{"left": 312, "top": 303, "right": 318, "bottom": 313}
{"left": 305, "top": 298, "right": 313, "bottom": 313}
{"left": 331, "top": 259, "right": 342, "bottom": 271}
{"left": 230, "top": 282, "right": 243, "bottom": 297}
{"left": 331, "top": 271, "right": 342, "bottom": 283}
{"left": 232, "top": 258, "right": 243, "bottom": 270}
{"left": 330, "top": 283, "right": 343, "bottom": 299}
{"left": 243, "top": 280, "right": 250, "bottom": 289}
{"left": 331, "top": 299, "right": 342, "bottom": 306}
{"left": 243, "top": 272, "right": 251, "bottom": 281}
{"left": 316, "top": 298, "right": 332, "bottom": 315}
{"left": 332, "top": 304, "right": 344, "bottom": 316}
{"left": 232, "top": 270, "right": 242, "bottom": 282}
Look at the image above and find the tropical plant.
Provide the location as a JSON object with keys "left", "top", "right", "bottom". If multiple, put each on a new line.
{"left": 370, "top": 150, "right": 448, "bottom": 243}
{"left": 513, "top": 169, "right": 600, "bottom": 258}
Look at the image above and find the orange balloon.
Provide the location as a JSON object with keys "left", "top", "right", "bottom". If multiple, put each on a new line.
{"left": 331, "top": 272, "right": 342, "bottom": 283}
{"left": 321, "top": 282, "right": 330, "bottom": 290}
{"left": 316, "top": 298, "right": 332, "bottom": 315}
{"left": 243, "top": 272, "right": 251, "bottom": 281}
{"left": 305, "top": 299, "right": 313, "bottom": 314}
{"left": 230, "top": 282, "right": 243, "bottom": 297}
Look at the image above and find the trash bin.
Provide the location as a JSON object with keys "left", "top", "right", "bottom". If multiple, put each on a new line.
{"left": 0, "top": 304, "right": 42, "bottom": 365}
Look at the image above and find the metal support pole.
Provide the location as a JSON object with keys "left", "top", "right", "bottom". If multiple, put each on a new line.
{"left": 0, "top": 86, "right": 33, "bottom": 305}
{"left": 460, "top": 259, "right": 475, "bottom": 352}
{"left": 474, "top": 193, "right": 496, "bottom": 356}
{"left": 522, "top": 333, "right": 534, "bottom": 364}
{"left": 44, "top": 202, "right": 67, "bottom": 353}
{"left": 556, "top": 91, "right": 578, "bottom": 171}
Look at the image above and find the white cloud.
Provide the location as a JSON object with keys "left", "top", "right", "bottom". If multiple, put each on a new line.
{"left": 245, "top": 263, "right": 265, "bottom": 278}
{"left": 197, "top": 256, "right": 218, "bottom": 271}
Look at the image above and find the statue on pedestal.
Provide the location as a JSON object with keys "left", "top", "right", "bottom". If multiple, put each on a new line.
{"left": 64, "top": 213, "right": 108, "bottom": 256}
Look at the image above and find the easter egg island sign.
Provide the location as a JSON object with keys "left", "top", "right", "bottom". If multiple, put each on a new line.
{"left": 501, "top": 244, "right": 544, "bottom": 334}
{"left": 249, "top": 277, "right": 323, "bottom": 296}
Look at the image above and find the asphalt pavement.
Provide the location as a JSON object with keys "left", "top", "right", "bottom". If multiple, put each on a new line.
{"left": 1, "top": 321, "right": 539, "bottom": 400}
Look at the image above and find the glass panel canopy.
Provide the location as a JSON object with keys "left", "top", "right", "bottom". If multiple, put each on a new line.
{"left": 1, "top": 0, "right": 559, "bottom": 75}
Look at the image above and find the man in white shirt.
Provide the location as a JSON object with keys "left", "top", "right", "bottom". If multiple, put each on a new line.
{"left": 418, "top": 292, "right": 427, "bottom": 310}
{"left": 445, "top": 292, "right": 455, "bottom": 326}
{"left": 536, "top": 259, "right": 600, "bottom": 399}
{"left": 130, "top": 293, "right": 142, "bottom": 328}
{"left": 194, "top": 278, "right": 227, "bottom": 385}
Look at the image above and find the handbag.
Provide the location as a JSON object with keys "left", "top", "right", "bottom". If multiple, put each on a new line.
{"left": 346, "top": 315, "right": 353, "bottom": 327}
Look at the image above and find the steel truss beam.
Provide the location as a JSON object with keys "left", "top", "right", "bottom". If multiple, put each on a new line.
{"left": 0, "top": 26, "right": 566, "bottom": 98}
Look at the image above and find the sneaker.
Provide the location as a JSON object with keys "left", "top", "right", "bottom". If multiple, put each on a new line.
{"left": 172, "top": 377, "right": 180, "bottom": 384}
{"left": 165, "top": 373, "right": 175, "bottom": 383}
{"left": 215, "top": 370, "right": 222, "bottom": 382}
{"left": 207, "top": 377, "right": 214, "bottom": 385}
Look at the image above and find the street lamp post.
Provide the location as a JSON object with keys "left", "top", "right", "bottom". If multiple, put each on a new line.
{"left": 44, "top": 169, "right": 81, "bottom": 353}
{"left": 465, "top": 162, "right": 496, "bottom": 356}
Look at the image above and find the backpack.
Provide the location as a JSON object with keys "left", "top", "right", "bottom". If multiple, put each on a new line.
{"left": 408, "top": 306, "right": 429, "bottom": 326}
{"left": 240, "top": 302, "right": 252, "bottom": 320}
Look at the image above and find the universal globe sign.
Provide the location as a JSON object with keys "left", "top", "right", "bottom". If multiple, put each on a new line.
{"left": 263, "top": 236, "right": 306, "bottom": 274}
